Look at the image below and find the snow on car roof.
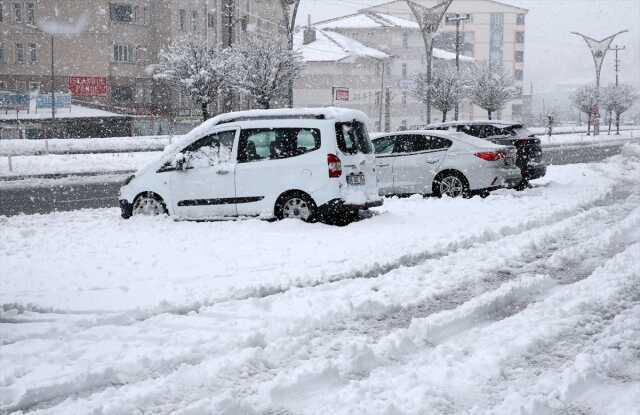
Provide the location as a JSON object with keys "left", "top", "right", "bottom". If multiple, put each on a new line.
{"left": 372, "top": 129, "right": 509, "bottom": 149}
{"left": 427, "top": 120, "right": 524, "bottom": 128}
{"left": 208, "top": 107, "right": 369, "bottom": 125}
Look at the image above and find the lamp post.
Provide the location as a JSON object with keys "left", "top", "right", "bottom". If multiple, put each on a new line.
{"left": 445, "top": 13, "right": 470, "bottom": 120}
{"left": 406, "top": 0, "right": 453, "bottom": 125}
{"left": 571, "top": 30, "right": 628, "bottom": 135}
{"left": 281, "top": 0, "right": 301, "bottom": 108}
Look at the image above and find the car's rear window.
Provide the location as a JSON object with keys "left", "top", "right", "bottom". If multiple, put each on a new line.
{"left": 335, "top": 121, "right": 372, "bottom": 155}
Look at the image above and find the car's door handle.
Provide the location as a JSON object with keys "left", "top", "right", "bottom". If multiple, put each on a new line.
{"left": 425, "top": 160, "right": 438, "bottom": 164}
{"left": 377, "top": 164, "right": 391, "bottom": 167}
{"left": 216, "top": 169, "right": 230, "bottom": 175}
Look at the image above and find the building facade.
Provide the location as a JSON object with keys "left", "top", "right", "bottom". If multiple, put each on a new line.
{"left": 295, "top": 0, "right": 527, "bottom": 131}
{"left": 0, "top": 0, "right": 285, "bottom": 116}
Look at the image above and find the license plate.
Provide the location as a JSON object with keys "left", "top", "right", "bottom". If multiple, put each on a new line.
{"left": 347, "top": 174, "right": 366, "bottom": 185}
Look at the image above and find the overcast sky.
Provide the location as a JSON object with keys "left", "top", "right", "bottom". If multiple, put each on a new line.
{"left": 298, "top": 0, "right": 640, "bottom": 100}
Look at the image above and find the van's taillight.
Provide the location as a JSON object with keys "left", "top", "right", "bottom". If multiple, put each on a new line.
{"left": 328, "top": 153, "right": 342, "bottom": 178}
{"left": 475, "top": 151, "right": 505, "bottom": 161}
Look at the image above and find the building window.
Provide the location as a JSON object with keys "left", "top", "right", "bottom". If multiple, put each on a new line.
{"left": 515, "top": 31, "right": 525, "bottom": 44}
{"left": 144, "top": 7, "right": 149, "bottom": 25}
{"left": 191, "top": 10, "right": 197, "bottom": 32}
{"left": 16, "top": 43, "right": 25, "bottom": 64}
{"left": 208, "top": 12, "right": 216, "bottom": 28}
{"left": 25, "top": 2, "right": 34, "bottom": 24}
{"left": 0, "top": 3, "right": 3, "bottom": 23}
{"left": 515, "top": 50, "right": 524, "bottom": 63}
{"left": 113, "top": 43, "right": 135, "bottom": 63}
{"left": 0, "top": 81, "right": 6, "bottom": 90}
{"left": 514, "top": 69, "right": 523, "bottom": 81}
{"left": 516, "top": 14, "right": 525, "bottom": 25}
{"left": 29, "top": 81, "right": 39, "bottom": 92}
{"left": 0, "top": 45, "right": 5, "bottom": 64}
{"left": 179, "top": 9, "right": 186, "bottom": 31}
{"left": 401, "top": 120, "right": 408, "bottom": 130}
{"left": 110, "top": 3, "right": 133, "bottom": 23}
{"left": 29, "top": 42, "right": 36, "bottom": 63}
{"left": 136, "top": 45, "right": 145, "bottom": 63}
{"left": 402, "top": 63, "right": 407, "bottom": 79}
{"left": 14, "top": 2, "right": 22, "bottom": 23}
{"left": 402, "top": 32, "right": 408, "bottom": 48}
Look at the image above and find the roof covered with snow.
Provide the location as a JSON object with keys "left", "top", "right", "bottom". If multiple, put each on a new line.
{"left": 294, "top": 29, "right": 390, "bottom": 63}
{"left": 315, "top": 11, "right": 419, "bottom": 30}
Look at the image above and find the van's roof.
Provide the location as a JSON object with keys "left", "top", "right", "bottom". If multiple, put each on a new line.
{"left": 209, "top": 107, "right": 370, "bottom": 126}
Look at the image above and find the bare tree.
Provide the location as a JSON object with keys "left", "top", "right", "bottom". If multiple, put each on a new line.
{"left": 230, "top": 35, "right": 304, "bottom": 109}
{"left": 468, "top": 63, "right": 518, "bottom": 120}
{"left": 412, "top": 62, "right": 467, "bottom": 122}
{"left": 570, "top": 84, "right": 599, "bottom": 136}
{"left": 156, "top": 42, "right": 236, "bottom": 120}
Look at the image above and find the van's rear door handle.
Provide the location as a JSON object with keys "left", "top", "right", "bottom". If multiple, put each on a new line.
{"left": 216, "top": 169, "right": 230, "bottom": 175}
{"left": 377, "top": 163, "right": 391, "bottom": 167}
{"left": 425, "top": 160, "right": 438, "bottom": 164}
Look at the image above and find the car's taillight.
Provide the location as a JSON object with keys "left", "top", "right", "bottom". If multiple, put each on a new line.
{"left": 475, "top": 151, "right": 505, "bottom": 161}
{"left": 328, "top": 153, "right": 342, "bottom": 178}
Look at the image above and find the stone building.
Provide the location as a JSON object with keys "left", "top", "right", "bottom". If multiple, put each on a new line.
{"left": 0, "top": 0, "right": 285, "bottom": 117}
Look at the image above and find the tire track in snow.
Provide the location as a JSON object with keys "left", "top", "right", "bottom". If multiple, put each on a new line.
{"left": 18, "top": 186, "right": 639, "bottom": 414}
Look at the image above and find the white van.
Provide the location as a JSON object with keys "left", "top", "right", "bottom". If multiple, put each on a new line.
{"left": 119, "top": 108, "right": 383, "bottom": 222}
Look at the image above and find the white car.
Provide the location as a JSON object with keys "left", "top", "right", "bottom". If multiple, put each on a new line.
{"left": 119, "top": 108, "right": 383, "bottom": 222}
{"left": 371, "top": 130, "right": 522, "bottom": 198}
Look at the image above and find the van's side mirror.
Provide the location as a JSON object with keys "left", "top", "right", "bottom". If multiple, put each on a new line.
{"left": 174, "top": 153, "right": 188, "bottom": 170}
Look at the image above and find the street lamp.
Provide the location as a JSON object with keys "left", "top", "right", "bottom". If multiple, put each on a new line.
{"left": 571, "top": 30, "right": 628, "bottom": 135}
{"left": 406, "top": 0, "right": 454, "bottom": 124}
{"left": 281, "top": 0, "right": 301, "bottom": 108}
{"left": 445, "top": 13, "right": 470, "bottom": 120}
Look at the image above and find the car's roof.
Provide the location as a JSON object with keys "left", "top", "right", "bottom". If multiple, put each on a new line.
{"left": 209, "top": 107, "right": 369, "bottom": 126}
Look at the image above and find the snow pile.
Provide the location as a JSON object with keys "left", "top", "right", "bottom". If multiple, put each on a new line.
{"left": 0, "top": 105, "right": 122, "bottom": 120}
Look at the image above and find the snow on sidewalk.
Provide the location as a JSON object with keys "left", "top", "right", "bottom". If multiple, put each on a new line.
{"left": 1, "top": 146, "right": 639, "bottom": 414}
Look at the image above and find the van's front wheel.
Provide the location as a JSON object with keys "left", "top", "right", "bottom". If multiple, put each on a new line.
{"left": 275, "top": 191, "right": 317, "bottom": 222}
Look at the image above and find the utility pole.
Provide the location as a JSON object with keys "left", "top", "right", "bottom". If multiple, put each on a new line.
{"left": 50, "top": 35, "right": 55, "bottom": 120}
{"left": 445, "top": 13, "right": 470, "bottom": 120}
{"left": 608, "top": 44, "right": 625, "bottom": 86}
{"left": 378, "top": 60, "right": 385, "bottom": 130}
{"left": 406, "top": 0, "right": 454, "bottom": 125}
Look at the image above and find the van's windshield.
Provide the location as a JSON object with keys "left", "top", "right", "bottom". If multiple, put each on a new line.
{"left": 335, "top": 121, "right": 373, "bottom": 155}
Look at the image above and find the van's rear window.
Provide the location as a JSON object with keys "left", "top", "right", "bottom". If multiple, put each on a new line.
{"left": 335, "top": 122, "right": 372, "bottom": 155}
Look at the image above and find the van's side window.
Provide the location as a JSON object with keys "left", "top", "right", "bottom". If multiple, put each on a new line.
{"left": 372, "top": 136, "right": 395, "bottom": 154}
{"left": 237, "top": 128, "right": 321, "bottom": 163}
{"left": 182, "top": 130, "right": 235, "bottom": 168}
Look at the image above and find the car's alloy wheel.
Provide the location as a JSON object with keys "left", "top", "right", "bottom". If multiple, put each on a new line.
{"left": 132, "top": 194, "right": 166, "bottom": 216}
{"left": 281, "top": 197, "right": 312, "bottom": 221}
{"left": 439, "top": 175, "right": 465, "bottom": 198}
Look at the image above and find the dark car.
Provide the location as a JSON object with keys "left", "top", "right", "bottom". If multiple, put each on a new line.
{"left": 424, "top": 121, "right": 546, "bottom": 188}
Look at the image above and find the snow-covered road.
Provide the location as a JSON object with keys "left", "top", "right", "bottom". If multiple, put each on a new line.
{"left": 1, "top": 145, "right": 640, "bottom": 414}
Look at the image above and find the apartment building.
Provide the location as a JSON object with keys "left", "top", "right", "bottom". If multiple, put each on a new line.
{"left": 0, "top": 0, "right": 285, "bottom": 116}
{"left": 298, "top": 0, "right": 527, "bottom": 130}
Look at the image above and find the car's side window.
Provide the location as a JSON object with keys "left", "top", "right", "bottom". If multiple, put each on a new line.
{"left": 394, "top": 135, "right": 431, "bottom": 153}
{"left": 430, "top": 136, "right": 453, "bottom": 150}
{"left": 182, "top": 131, "right": 235, "bottom": 169}
{"left": 373, "top": 136, "right": 395, "bottom": 154}
{"left": 237, "top": 128, "right": 321, "bottom": 163}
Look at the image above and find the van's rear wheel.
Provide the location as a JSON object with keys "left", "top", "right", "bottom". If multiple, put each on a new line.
{"left": 275, "top": 192, "right": 317, "bottom": 222}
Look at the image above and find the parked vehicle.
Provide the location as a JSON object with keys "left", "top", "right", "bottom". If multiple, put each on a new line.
{"left": 425, "top": 121, "right": 547, "bottom": 187}
{"left": 119, "top": 108, "right": 383, "bottom": 222}
{"left": 371, "top": 130, "right": 521, "bottom": 198}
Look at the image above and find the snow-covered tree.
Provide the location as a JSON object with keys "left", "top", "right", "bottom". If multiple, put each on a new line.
{"left": 156, "top": 42, "right": 236, "bottom": 120}
{"left": 468, "top": 63, "right": 518, "bottom": 120}
{"left": 229, "top": 35, "right": 304, "bottom": 109}
{"left": 411, "top": 62, "right": 468, "bottom": 122}
{"left": 604, "top": 84, "right": 639, "bottom": 135}
{"left": 570, "top": 84, "right": 598, "bottom": 136}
